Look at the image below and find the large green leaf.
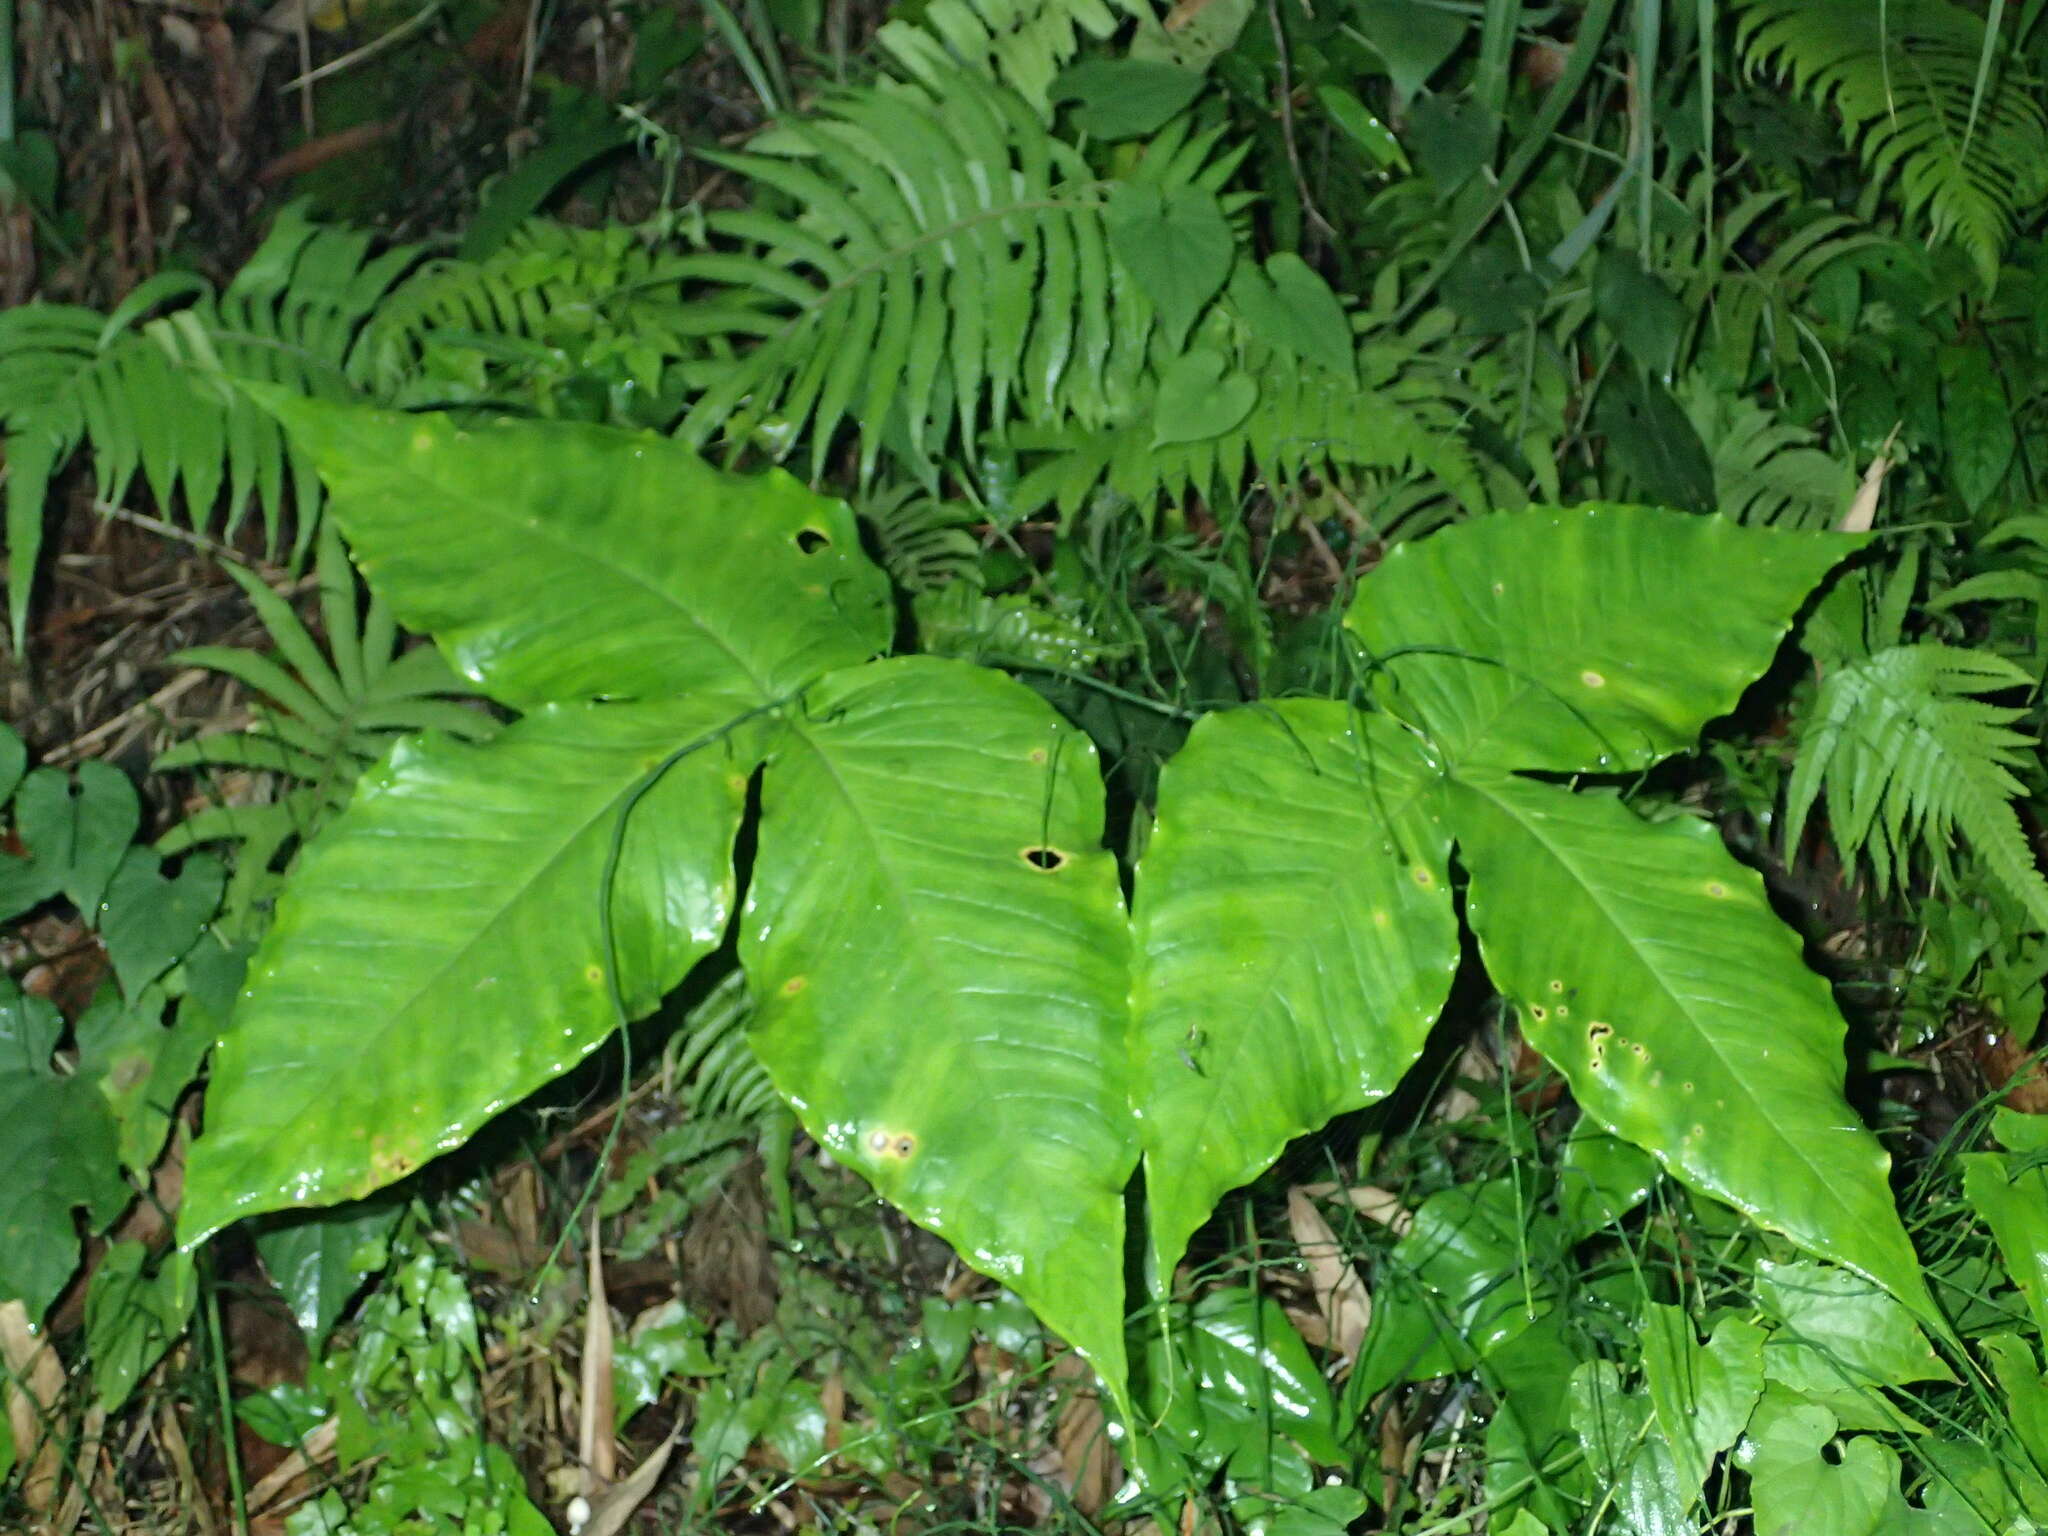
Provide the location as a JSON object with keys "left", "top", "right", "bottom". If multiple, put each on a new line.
{"left": 249, "top": 392, "right": 891, "bottom": 709}
{"left": 1130, "top": 701, "right": 1457, "bottom": 1288}
{"left": 740, "top": 657, "right": 1136, "bottom": 1401}
{"left": 1347, "top": 507, "right": 1866, "bottom": 773}
{"left": 1450, "top": 769, "right": 1934, "bottom": 1323}
{"left": 0, "top": 978, "right": 128, "bottom": 1320}
{"left": 182, "top": 698, "right": 753, "bottom": 1241}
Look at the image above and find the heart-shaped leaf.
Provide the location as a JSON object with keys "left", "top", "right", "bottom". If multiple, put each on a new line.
{"left": 99, "top": 847, "right": 225, "bottom": 997}
{"left": 1104, "top": 183, "right": 1235, "bottom": 351}
{"left": 182, "top": 696, "right": 754, "bottom": 1241}
{"left": 1228, "top": 254, "right": 1356, "bottom": 379}
{"left": 0, "top": 977, "right": 127, "bottom": 1320}
{"left": 742, "top": 657, "right": 1136, "bottom": 1405}
{"left": 1050, "top": 60, "right": 1205, "bottom": 140}
{"left": 1151, "top": 348, "right": 1259, "bottom": 446}
{"left": 1131, "top": 701, "right": 1456, "bottom": 1287}
{"left": 14, "top": 760, "right": 140, "bottom": 917}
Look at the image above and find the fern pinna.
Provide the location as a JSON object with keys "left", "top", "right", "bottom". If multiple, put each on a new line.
{"left": 1787, "top": 642, "right": 2048, "bottom": 930}
{"left": 1733, "top": 0, "right": 2048, "bottom": 289}
{"left": 0, "top": 207, "right": 420, "bottom": 650}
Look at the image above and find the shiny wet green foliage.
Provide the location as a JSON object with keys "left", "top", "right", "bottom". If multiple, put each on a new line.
{"left": 184, "top": 397, "right": 1926, "bottom": 1412}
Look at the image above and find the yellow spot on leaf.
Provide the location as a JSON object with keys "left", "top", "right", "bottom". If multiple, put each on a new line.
{"left": 1581, "top": 670, "right": 1606, "bottom": 688}
{"left": 867, "top": 1127, "right": 917, "bottom": 1161}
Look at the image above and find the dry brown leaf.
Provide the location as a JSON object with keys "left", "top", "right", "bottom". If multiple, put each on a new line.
{"left": 821, "top": 1367, "right": 845, "bottom": 1451}
{"left": 1285, "top": 1188, "right": 1371, "bottom": 1362}
{"left": 1839, "top": 425, "right": 1901, "bottom": 533}
{"left": 156, "top": 1405, "right": 220, "bottom": 1536}
{"left": 1163, "top": 0, "right": 1229, "bottom": 31}
{"left": 574, "top": 1428, "right": 682, "bottom": 1536}
{"left": 245, "top": 1416, "right": 339, "bottom": 1519}
{"left": 578, "top": 1215, "right": 617, "bottom": 1491}
{"left": 53, "top": 1403, "right": 104, "bottom": 1534}
{"left": 1, "top": 1298, "right": 67, "bottom": 1526}
{"left": 1973, "top": 1025, "right": 2048, "bottom": 1114}
{"left": 1050, "top": 1351, "right": 1120, "bottom": 1516}
{"left": 1298, "top": 1180, "right": 1412, "bottom": 1234}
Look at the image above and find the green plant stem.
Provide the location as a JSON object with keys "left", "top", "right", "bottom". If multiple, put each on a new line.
{"left": 202, "top": 1252, "right": 250, "bottom": 1536}
{"left": 530, "top": 689, "right": 802, "bottom": 1295}
{"left": 1394, "top": 0, "right": 1621, "bottom": 326}
{"left": 1, "top": 0, "right": 15, "bottom": 145}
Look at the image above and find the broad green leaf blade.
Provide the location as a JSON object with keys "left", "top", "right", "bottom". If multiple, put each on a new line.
{"left": 252, "top": 1197, "right": 405, "bottom": 1349}
{"left": 248, "top": 391, "right": 891, "bottom": 709}
{"left": 182, "top": 697, "right": 753, "bottom": 1242}
{"left": 741, "top": 657, "right": 1135, "bottom": 1401}
{"left": 1755, "top": 1259, "right": 1954, "bottom": 1393}
{"left": 1102, "top": 183, "right": 1233, "bottom": 351}
{"left": 100, "top": 847, "right": 225, "bottom": 997}
{"left": 1962, "top": 1151, "right": 2048, "bottom": 1339}
{"left": 0, "top": 978, "right": 128, "bottom": 1321}
{"left": 1738, "top": 1398, "right": 1904, "bottom": 1536}
{"left": 16, "top": 760, "right": 141, "bottom": 917}
{"left": 1640, "top": 1306, "right": 1765, "bottom": 1500}
{"left": 1347, "top": 507, "right": 1867, "bottom": 773}
{"left": 1131, "top": 701, "right": 1457, "bottom": 1288}
{"left": 1450, "top": 769, "right": 1935, "bottom": 1323}
{"left": 83, "top": 1242, "right": 196, "bottom": 1413}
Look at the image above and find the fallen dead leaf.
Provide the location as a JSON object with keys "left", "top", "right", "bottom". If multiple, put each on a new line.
{"left": 1050, "top": 1351, "right": 1120, "bottom": 1516}
{"left": 2, "top": 1298, "right": 68, "bottom": 1526}
{"left": 1838, "top": 425, "right": 1900, "bottom": 533}
{"left": 578, "top": 1214, "right": 617, "bottom": 1491}
{"left": 1300, "top": 1181, "right": 1413, "bottom": 1236}
{"left": 1285, "top": 1188, "right": 1371, "bottom": 1363}
{"left": 574, "top": 1427, "right": 682, "bottom": 1536}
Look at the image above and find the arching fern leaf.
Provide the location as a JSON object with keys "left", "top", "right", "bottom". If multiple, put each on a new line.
{"left": 876, "top": 0, "right": 1133, "bottom": 110}
{"left": 1786, "top": 643, "right": 2048, "bottom": 929}
{"left": 0, "top": 205, "right": 420, "bottom": 649}
{"left": 1007, "top": 338, "right": 1487, "bottom": 524}
{"left": 669, "top": 71, "right": 1244, "bottom": 483}
{"left": 858, "top": 483, "right": 984, "bottom": 592}
{"left": 360, "top": 221, "right": 703, "bottom": 424}
{"left": 1681, "top": 377, "right": 1855, "bottom": 529}
{"left": 1733, "top": 0, "right": 2048, "bottom": 288}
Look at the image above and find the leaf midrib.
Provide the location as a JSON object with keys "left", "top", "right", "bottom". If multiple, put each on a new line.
{"left": 1453, "top": 771, "right": 1852, "bottom": 1231}
{"left": 356, "top": 427, "right": 778, "bottom": 704}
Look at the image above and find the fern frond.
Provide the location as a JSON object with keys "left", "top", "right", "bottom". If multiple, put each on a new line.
{"left": 669, "top": 69, "right": 1242, "bottom": 483}
{"left": 1007, "top": 340, "right": 1487, "bottom": 523}
{"left": 1733, "top": 0, "right": 2048, "bottom": 287}
{"left": 1685, "top": 195, "right": 1880, "bottom": 385}
{"left": 1680, "top": 379, "right": 1855, "bottom": 528}
{"left": 671, "top": 971, "right": 779, "bottom": 1121}
{"left": 156, "top": 522, "right": 492, "bottom": 927}
{"left": 0, "top": 206, "right": 419, "bottom": 647}
{"left": 858, "top": 484, "right": 983, "bottom": 592}
{"left": 1786, "top": 643, "right": 2048, "bottom": 929}
{"left": 875, "top": 0, "right": 1131, "bottom": 109}
{"left": 362, "top": 222, "right": 701, "bottom": 421}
